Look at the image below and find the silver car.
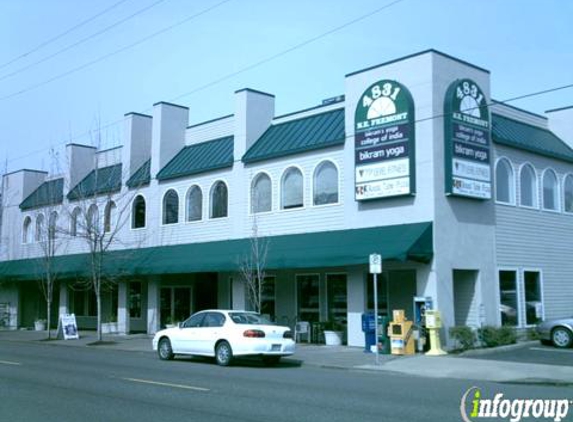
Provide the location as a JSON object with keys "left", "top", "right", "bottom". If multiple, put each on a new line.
{"left": 536, "top": 317, "right": 573, "bottom": 348}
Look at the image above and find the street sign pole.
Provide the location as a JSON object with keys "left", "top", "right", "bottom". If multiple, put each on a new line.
{"left": 369, "top": 254, "right": 382, "bottom": 365}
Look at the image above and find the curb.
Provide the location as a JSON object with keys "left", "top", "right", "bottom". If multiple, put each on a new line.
{"left": 458, "top": 340, "right": 538, "bottom": 357}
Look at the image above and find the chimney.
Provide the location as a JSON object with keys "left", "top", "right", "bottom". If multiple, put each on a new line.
{"left": 150, "top": 102, "right": 189, "bottom": 177}
{"left": 546, "top": 105, "right": 573, "bottom": 149}
{"left": 122, "top": 112, "right": 152, "bottom": 178}
{"left": 234, "top": 88, "right": 275, "bottom": 159}
{"left": 2, "top": 169, "right": 47, "bottom": 207}
{"left": 66, "top": 143, "right": 96, "bottom": 193}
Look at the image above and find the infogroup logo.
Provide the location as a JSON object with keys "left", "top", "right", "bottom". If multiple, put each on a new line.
{"left": 460, "top": 387, "right": 571, "bottom": 422}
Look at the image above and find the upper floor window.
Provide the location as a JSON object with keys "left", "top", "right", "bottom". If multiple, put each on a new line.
{"left": 132, "top": 195, "right": 146, "bottom": 229}
{"left": 35, "top": 213, "right": 45, "bottom": 242}
{"left": 48, "top": 211, "right": 58, "bottom": 240}
{"left": 251, "top": 173, "right": 272, "bottom": 213}
{"left": 186, "top": 185, "right": 202, "bottom": 222}
{"left": 564, "top": 174, "right": 573, "bottom": 214}
{"left": 542, "top": 169, "right": 559, "bottom": 211}
{"left": 23, "top": 216, "right": 32, "bottom": 244}
{"left": 71, "top": 207, "right": 81, "bottom": 236}
{"left": 495, "top": 158, "right": 514, "bottom": 204}
{"left": 313, "top": 161, "right": 338, "bottom": 206}
{"left": 163, "top": 189, "right": 179, "bottom": 225}
{"left": 281, "top": 167, "right": 303, "bottom": 209}
{"left": 210, "top": 181, "right": 228, "bottom": 219}
{"left": 519, "top": 164, "right": 537, "bottom": 208}
{"left": 104, "top": 201, "right": 116, "bottom": 233}
{"left": 86, "top": 204, "right": 99, "bottom": 234}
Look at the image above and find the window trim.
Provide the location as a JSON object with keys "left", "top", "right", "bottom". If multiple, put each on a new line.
{"left": 541, "top": 168, "right": 560, "bottom": 213}
{"left": 22, "top": 215, "right": 32, "bottom": 244}
{"left": 249, "top": 171, "right": 273, "bottom": 215}
{"left": 521, "top": 267, "right": 545, "bottom": 328}
{"left": 103, "top": 200, "right": 116, "bottom": 233}
{"left": 280, "top": 165, "right": 305, "bottom": 211}
{"left": 185, "top": 184, "right": 204, "bottom": 223}
{"left": 497, "top": 267, "right": 520, "bottom": 327}
{"left": 161, "top": 188, "right": 181, "bottom": 226}
{"left": 562, "top": 173, "right": 573, "bottom": 215}
{"left": 494, "top": 157, "right": 515, "bottom": 206}
{"left": 209, "top": 179, "right": 229, "bottom": 220}
{"left": 86, "top": 203, "right": 99, "bottom": 234}
{"left": 70, "top": 206, "right": 82, "bottom": 236}
{"left": 518, "top": 162, "right": 538, "bottom": 210}
{"left": 35, "top": 213, "right": 45, "bottom": 242}
{"left": 311, "top": 159, "right": 340, "bottom": 208}
{"left": 131, "top": 193, "right": 147, "bottom": 231}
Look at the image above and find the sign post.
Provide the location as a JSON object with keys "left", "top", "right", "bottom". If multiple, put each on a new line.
{"left": 369, "top": 253, "right": 382, "bottom": 364}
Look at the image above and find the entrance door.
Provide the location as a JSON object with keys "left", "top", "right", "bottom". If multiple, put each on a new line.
{"left": 160, "top": 287, "right": 192, "bottom": 326}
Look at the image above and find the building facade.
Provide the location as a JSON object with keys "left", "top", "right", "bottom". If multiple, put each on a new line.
{"left": 1, "top": 50, "right": 572, "bottom": 347}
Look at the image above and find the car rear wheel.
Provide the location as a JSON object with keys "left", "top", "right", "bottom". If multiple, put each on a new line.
{"left": 215, "top": 341, "right": 233, "bottom": 366}
{"left": 551, "top": 327, "right": 573, "bottom": 348}
{"left": 158, "top": 338, "right": 174, "bottom": 360}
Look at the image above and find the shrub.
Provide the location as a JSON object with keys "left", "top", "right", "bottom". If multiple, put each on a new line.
{"left": 449, "top": 326, "right": 476, "bottom": 351}
{"left": 478, "top": 325, "right": 517, "bottom": 348}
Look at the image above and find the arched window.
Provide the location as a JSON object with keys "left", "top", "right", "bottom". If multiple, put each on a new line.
{"left": 104, "top": 201, "right": 116, "bottom": 233}
{"left": 519, "top": 164, "right": 537, "bottom": 208}
{"left": 210, "top": 181, "right": 228, "bottom": 219}
{"left": 132, "top": 195, "right": 146, "bottom": 229}
{"left": 23, "top": 216, "right": 32, "bottom": 244}
{"left": 542, "top": 169, "right": 559, "bottom": 211}
{"left": 495, "top": 158, "right": 514, "bottom": 204}
{"left": 281, "top": 167, "right": 303, "bottom": 209}
{"left": 251, "top": 173, "right": 272, "bottom": 213}
{"left": 564, "top": 174, "right": 573, "bottom": 213}
{"left": 313, "top": 161, "right": 338, "bottom": 206}
{"left": 35, "top": 214, "right": 45, "bottom": 242}
{"left": 48, "top": 211, "right": 58, "bottom": 240}
{"left": 163, "top": 189, "right": 179, "bottom": 225}
{"left": 186, "top": 185, "right": 203, "bottom": 222}
{"left": 87, "top": 204, "right": 99, "bottom": 234}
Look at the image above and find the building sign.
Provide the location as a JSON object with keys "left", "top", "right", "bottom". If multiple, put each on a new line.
{"left": 444, "top": 79, "right": 491, "bottom": 199}
{"left": 60, "top": 314, "right": 79, "bottom": 340}
{"left": 354, "top": 80, "right": 415, "bottom": 200}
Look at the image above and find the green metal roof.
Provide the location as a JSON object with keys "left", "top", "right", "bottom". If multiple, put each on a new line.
{"left": 126, "top": 159, "right": 151, "bottom": 188}
{"left": 242, "top": 108, "right": 345, "bottom": 164}
{"left": 67, "top": 164, "right": 122, "bottom": 201}
{"left": 0, "top": 222, "right": 432, "bottom": 280}
{"left": 20, "top": 178, "right": 64, "bottom": 210}
{"left": 492, "top": 114, "right": 573, "bottom": 163}
{"left": 156, "top": 136, "right": 234, "bottom": 181}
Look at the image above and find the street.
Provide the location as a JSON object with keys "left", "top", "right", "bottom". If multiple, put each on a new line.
{"left": 1, "top": 341, "right": 571, "bottom": 422}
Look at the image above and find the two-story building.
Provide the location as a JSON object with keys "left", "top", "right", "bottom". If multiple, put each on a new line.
{"left": 1, "top": 50, "right": 572, "bottom": 347}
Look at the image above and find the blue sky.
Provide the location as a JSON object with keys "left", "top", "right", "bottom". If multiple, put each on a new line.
{"left": 0, "top": 0, "right": 571, "bottom": 173}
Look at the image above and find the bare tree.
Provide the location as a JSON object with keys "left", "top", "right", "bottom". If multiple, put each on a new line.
{"left": 240, "top": 217, "right": 269, "bottom": 314}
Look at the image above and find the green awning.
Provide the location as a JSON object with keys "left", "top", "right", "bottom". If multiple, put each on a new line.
{"left": 0, "top": 222, "right": 432, "bottom": 281}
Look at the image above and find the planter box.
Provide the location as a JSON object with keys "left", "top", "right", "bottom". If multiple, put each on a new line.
{"left": 323, "top": 330, "right": 343, "bottom": 346}
{"left": 34, "top": 320, "right": 46, "bottom": 331}
{"left": 102, "top": 322, "right": 119, "bottom": 334}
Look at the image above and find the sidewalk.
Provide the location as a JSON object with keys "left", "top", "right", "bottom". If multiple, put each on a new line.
{"left": 2, "top": 329, "right": 572, "bottom": 385}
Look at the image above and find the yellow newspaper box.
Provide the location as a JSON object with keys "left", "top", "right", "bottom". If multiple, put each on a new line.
{"left": 387, "top": 310, "right": 415, "bottom": 355}
{"left": 424, "top": 309, "right": 447, "bottom": 356}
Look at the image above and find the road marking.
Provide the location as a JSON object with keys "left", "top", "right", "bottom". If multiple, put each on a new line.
{"left": 530, "top": 347, "right": 573, "bottom": 354}
{"left": 0, "top": 360, "right": 21, "bottom": 366}
{"left": 121, "top": 377, "right": 210, "bottom": 392}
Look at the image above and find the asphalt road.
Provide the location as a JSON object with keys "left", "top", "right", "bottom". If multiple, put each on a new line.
{"left": 467, "top": 343, "right": 573, "bottom": 367}
{"left": 0, "top": 341, "right": 571, "bottom": 422}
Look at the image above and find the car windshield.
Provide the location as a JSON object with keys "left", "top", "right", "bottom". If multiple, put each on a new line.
{"left": 229, "top": 312, "right": 274, "bottom": 325}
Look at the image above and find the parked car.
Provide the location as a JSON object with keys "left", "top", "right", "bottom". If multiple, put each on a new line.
{"left": 152, "top": 310, "right": 295, "bottom": 366}
{"left": 536, "top": 317, "right": 573, "bottom": 348}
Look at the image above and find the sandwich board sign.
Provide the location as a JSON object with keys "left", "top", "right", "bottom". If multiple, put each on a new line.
{"left": 60, "top": 314, "right": 79, "bottom": 340}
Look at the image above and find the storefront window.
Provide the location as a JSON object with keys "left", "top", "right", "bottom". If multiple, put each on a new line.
{"left": 174, "top": 287, "right": 191, "bottom": 322}
{"left": 297, "top": 274, "right": 319, "bottom": 322}
{"left": 129, "top": 282, "right": 142, "bottom": 318}
{"left": 260, "top": 276, "right": 275, "bottom": 320}
{"left": 499, "top": 270, "right": 518, "bottom": 326}
{"left": 327, "top": 274, "right": 347, "bottom": 325}
{"left": 367, "top": 273, "right": 389, "bottom": 316}
{"left": 524, "top": 271, "right": 542, "bottom": 325}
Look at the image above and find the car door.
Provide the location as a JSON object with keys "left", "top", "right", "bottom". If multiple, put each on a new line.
{"left": 195, "top": 312, "right": 226, "bottom": 355}
{"left": 171, "top": 312, "right": 205, "bottom": 354}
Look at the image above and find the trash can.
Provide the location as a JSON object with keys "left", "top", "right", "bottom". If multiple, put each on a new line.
{"left": 378, "top": 315, "right": 391, "bottom": 354}
{"left": 361, "top": 313, "right": 375, "bottom": 353}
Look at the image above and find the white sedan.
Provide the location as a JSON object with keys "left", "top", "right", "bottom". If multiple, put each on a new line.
{"left": 152, "top": 310, "right": 296, "bottom": 366}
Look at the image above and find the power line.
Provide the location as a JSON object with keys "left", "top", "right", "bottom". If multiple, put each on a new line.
{"left": 0, "top": 0, "right": 167, "bottom": 84}
{"left": 0, "top": 0, "right": 130, "bottom": 71}
{"left": 0, "top": 0, "right": 233, "bottom": 102}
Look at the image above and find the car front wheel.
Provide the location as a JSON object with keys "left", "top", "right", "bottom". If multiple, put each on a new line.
{"left": 158, "top": 338, "right": 174, "bottom": 360}
{"left": 215, "top": 341, "right": 233, "bottom": 366}
{"left": 552, "top": 327, "right": 573, "bottom": 348}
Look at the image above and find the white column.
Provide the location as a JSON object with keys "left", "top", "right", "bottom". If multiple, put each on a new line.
{"left": 118, "top": 281, "right": 130, "bottom": 334}
{"left": 147, "top": 277, "right": 160, "bottom": 334}
{"left": 346, "top": 266, "right": 366, "bottom": 347}
{"left": 231, "top": 275, "right": 246, "bottom": 310}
